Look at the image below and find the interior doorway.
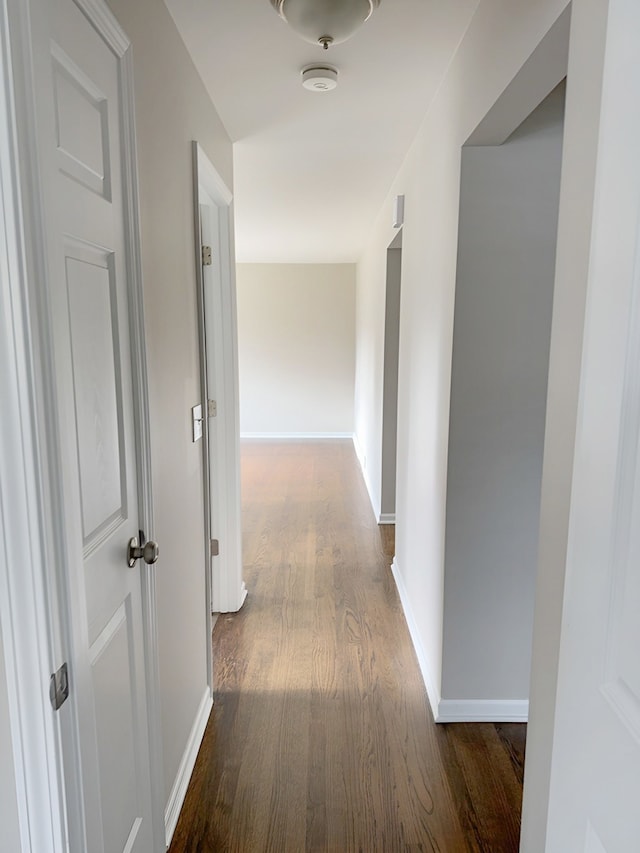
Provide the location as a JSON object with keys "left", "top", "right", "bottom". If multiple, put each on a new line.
{"left": 380, "top": 229, "right": 403, "bottom": 524}
{"left": 440, "top": 80, "right": 567, "bottom": 721}
{"left": 192, "top": 143, "right": 246, "bottom": 624}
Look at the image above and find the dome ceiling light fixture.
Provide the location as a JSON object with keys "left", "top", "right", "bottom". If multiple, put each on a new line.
{"left": 269, "top": 0, "right": 381, "bottom": 50}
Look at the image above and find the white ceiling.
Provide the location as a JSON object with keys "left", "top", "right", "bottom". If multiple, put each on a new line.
{"left": 164, "top": 0, "right": 479, "bottom": 263}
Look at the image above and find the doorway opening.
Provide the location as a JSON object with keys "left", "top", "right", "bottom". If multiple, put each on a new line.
{"left": 192, "top": 142, "right": 246, "bottom": 627}
{"left": 380, "top": 229, "right": 403, "bottom": 524}
{"left": 440, "top": 80, "right": 567, "bottom": 721}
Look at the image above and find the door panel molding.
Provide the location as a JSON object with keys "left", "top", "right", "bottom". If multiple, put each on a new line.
{"left": 0, "top": 0, "right": 97, "bottom": 847}
{"left": 0, "top": 0, "right": 163, "bottom": 848}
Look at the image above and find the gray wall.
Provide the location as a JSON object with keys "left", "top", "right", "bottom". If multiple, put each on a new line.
{"left": 0, "top": 630, "right": 21, "bottom": 851}
{"left": 442, "top": 84, "right": 565, "bottom": 701}
{"left": 380, "top": 245, "right": 402, "bottom": 517}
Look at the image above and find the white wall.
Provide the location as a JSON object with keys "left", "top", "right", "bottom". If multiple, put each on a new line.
{"left": 354, "top": 0, "right": 570, "bottom": 717}
{"left": 441, "top": 85, "right": 565, "bottom": 707}
{"left": 353, "top": 251, "right": 387, "bottom": 520}
{"left": 236, "top": 263, "right": 355, "bottom": 436}
{"left": 354, "top": 0, "right": 625, "bottom": 845}
{"left": 107, "top": 0, "right": 233, "bottom": 816}
{"left": 0, "top": 631, "right": 21, "bottom": 852}
{"left": 521, "top": 1, "right": 612, "bottom": 848}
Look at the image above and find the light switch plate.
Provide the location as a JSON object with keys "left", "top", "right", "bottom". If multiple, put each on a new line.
{"left": 192, "top": 404, "right": 203, "bottom": 442}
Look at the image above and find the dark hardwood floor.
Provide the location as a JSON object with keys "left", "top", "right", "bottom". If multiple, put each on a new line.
{"left": 169, "top": 440, "right": 526, "bottom": 852}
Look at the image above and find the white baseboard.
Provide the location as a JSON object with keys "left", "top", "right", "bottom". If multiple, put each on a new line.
{"left": 352, "top": 433, "right": 380, "bottom": 521}
{"left": 352, "top": 430, "right": 365, "bottom": 469}
{"left": 390, "top": 560, "right": 529, "bottom": 725}
{"left": 436, "top": 699, "right": 529, "bottom": 723}
{"left": 378, "top": 513, "right": 395, "bottom": 524}
{"left": 219, "top": 581, "right": 247, "bottom": 614}
{"left": 390, "top": 557, "right": 441, "bottom": 721}
{"left": 164, "top": 688, "right": 213, "bottom": 847}
{"left": 240, "top": 432, "right": 353, "bottom": 440}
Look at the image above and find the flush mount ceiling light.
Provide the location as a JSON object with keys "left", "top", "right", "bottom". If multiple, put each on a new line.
{"left": 301, "top": 65, "right": 338, "bottom": 92}
{"left": 270, "top": 0, "right": 381, "bottom": 50}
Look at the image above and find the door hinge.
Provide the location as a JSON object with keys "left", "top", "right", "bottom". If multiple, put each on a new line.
{"left": 207, "top": 399, "right": 217, "bottom": 418}
{"left": 49, "top": 663, "right": 69, "bottom": 711}
{"left": 202, "top": 245, "right": 212, "bottom": 266}
{"left": 210, "top": 538, "right": 220, "bottom": 557}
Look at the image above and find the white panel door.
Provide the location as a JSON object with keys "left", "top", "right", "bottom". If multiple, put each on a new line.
{"left": 545, "top": 0, "right": 640, "bottom": 850}
{"left": 30, "top": 0, "right": 156, "bottom": 849}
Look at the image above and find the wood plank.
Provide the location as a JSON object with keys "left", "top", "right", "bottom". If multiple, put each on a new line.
{"left": 169, "top": 440, "right": 526, "bottom": 852}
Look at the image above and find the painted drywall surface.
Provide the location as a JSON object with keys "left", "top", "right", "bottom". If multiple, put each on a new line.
{"left": 354, "top": 0, "right": 570, "bottom": 708}
{"left": 354, "top": 249, "right": 387, "bottom": 518}
{"left": 380, "top": 248, "right": 402, "bottom": 517}
{"left": 236, "top": 264, "right": 355, "bottom": 435}
{"left": 107, "top": 0, "right": 232, "bottom": 808}
{"left": 520, "top": 2, "right": 611, "bottom": 849}
{"left": 441, "top": 85, "right": 564, "bottom": 702}
{"left": 0, "top": 630, "right": 21, "bottom": 852}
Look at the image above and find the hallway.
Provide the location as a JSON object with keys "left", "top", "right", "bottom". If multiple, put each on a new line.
{"left": 169, "top": 441, "right": 525, "bottom": 852}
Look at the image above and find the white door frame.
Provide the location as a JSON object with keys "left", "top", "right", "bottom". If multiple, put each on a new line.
{"left": 0, "top": 0, "right": 163, "bottom": 848}
{"left": 0, "top": 2, "right": 68, "bottom": 847}
{"left": 522, "top": 0, "right": 640, "bottom": 848}
{"left": 192, "top": 142, "right": 246, "bottom": 620}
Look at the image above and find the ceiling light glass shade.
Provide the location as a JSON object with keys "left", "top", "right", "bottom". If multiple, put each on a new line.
{"left": 270, "top": 0, "right": 380, "bottom": 49}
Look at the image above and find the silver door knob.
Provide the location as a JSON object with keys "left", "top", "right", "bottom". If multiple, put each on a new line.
{"left": 127, "top": 535, "right": 160, "bottom": 568}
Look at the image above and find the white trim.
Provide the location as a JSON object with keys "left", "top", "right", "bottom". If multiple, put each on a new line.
{"left": 390, "top": 557, "right": 441, "bottom": 721}
{"left": 0, "top": 2, "right": 68, "bottom": 847}
{"left": 436, "top": 699, "right": 529, "bottom": 723}
{"left": 74, "top": 0, "right": 129, "bottom": 55}
{"left": 164, "top": 688, "right": 213, "bottom": 848}
{"left": 193, "top": 143, "right": 245, "bottom": 616}
{"left": 241, "top": 432, "right": 354, "bottom": 440}
{"left": 0, "top": 1, "right": 164, "bottom": 848}
{"left": 352, "top": 430, "right": 365, "bottom": 464}
{"left": 235, "top": 583, "right": 249, "bottom": 613}
{"left": 390, "top": 558, "right": 528, "bottom": 723}
{"left": 118, "top": 39, "right": 165, "bottom": 852}
{"left": 378, "top": 513, "right": 396, "bottom": 525}
{"left": 352, "top": 432, "right": 380, "bottom": 521}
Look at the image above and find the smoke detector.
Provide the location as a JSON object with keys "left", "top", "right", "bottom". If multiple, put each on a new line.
{"left": 301, "top": 65, "right": 338, "bottom": 92}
